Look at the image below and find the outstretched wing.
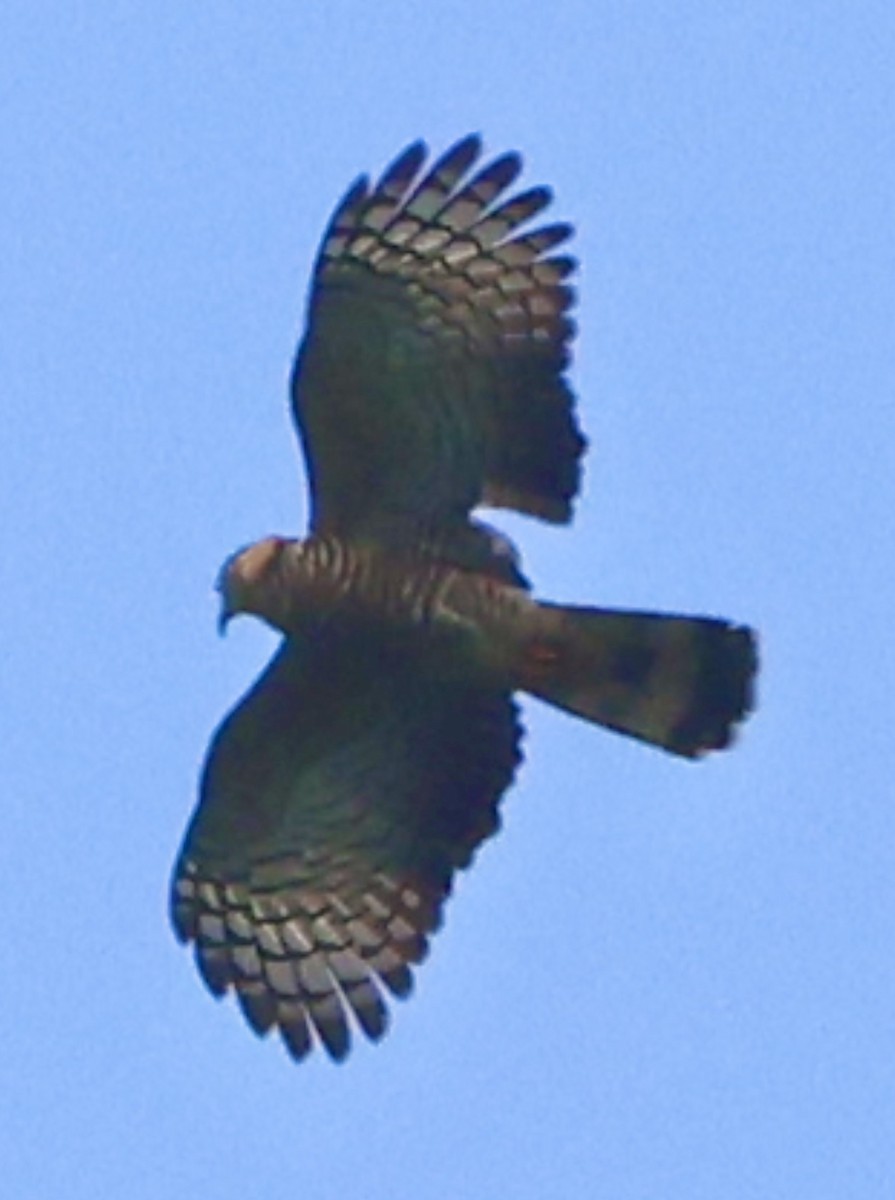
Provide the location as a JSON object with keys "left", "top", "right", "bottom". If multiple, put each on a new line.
{"left": 171, "top": 636, "right": 522, "bottom": 1063}
{"left": 292, "top": 135, "right": 585, "bottom": 542}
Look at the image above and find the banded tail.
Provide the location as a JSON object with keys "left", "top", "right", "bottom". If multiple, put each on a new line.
{"left": 521, "top": 604, "right": 757, "bottom": 758}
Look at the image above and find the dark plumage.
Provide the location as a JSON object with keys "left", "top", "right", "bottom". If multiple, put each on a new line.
{"left": 171, "top": 136, "right": 757, "bottom": 1063}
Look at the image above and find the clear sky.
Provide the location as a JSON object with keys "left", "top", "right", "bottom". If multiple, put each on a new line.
{"left": 4, "top": 3, "right": 894, "bottom": 1197}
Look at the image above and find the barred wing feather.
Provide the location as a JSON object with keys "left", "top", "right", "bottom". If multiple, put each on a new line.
{"left": 172, "top": 638, "right": 522, "bottom": 1062}
{"left": 292, "top": 135, "right": 585, "bottom": 538}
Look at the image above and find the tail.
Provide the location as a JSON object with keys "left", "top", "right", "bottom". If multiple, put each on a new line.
{"left": 521, "top": 604, "right": 757, "bottom": 758}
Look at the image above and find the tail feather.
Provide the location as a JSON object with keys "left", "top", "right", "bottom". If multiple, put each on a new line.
{"left": 523, "top": 604, "right": 757, "bottom": 758}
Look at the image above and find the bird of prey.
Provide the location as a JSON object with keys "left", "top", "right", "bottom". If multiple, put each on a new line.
{"left": 171, "top": 135, "right": 757, "bottom": 1064}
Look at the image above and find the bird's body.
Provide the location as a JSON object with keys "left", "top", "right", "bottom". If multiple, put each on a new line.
{"left": 172, "top": 136, "right": 757, "bottom": 1063}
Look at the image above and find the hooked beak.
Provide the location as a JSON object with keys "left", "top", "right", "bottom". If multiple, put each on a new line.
{"left": 216, "top": 577, "right": 238, "bottom": 636}
{"left": 217, "top": 603, "right": 233, "bottom": 637}
{"left": 215, "top": 557, "right": 241, "bottom": 635}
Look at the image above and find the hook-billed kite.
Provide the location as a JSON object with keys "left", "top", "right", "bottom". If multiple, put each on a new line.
{"left": 171, "top": 136, "right": 757, "bottom": 1063}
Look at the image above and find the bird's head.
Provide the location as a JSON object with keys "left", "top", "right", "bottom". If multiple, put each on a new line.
{"left": 216, "top": 536, "right": 293, "bottom": 634}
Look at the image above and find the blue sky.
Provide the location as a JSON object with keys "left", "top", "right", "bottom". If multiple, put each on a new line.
{"left": 4, "top": 2, "right": 894, "bottom": 1197}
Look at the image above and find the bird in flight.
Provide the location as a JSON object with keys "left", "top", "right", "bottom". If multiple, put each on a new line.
{"left": 171, "top": 135, "right": 757, "bottom": 1064}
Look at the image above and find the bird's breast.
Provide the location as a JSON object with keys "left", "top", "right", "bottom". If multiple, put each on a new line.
{"left": 277, "top": 537, "right": 451, "bottom": 634}
{"left": 272, "top": 537, "right": 532, "bottom": 684}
